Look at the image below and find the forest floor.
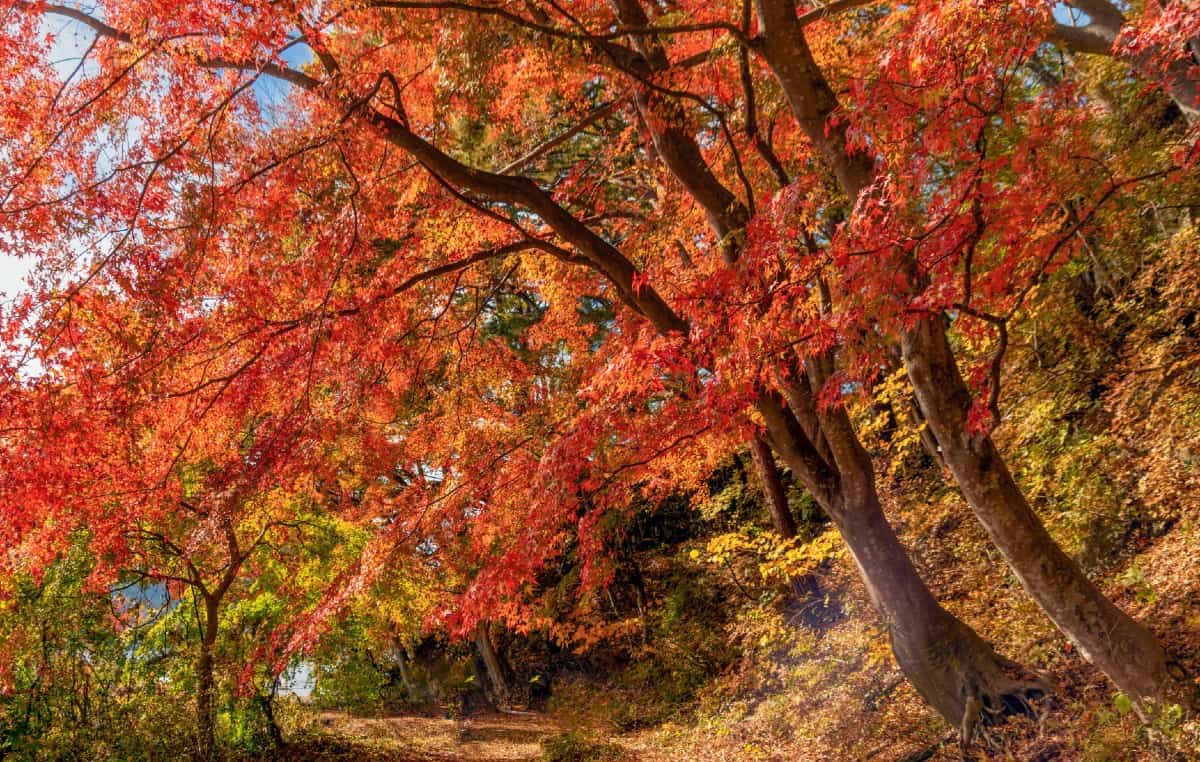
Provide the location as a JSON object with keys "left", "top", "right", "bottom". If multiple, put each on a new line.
{"left": 285, "top": 511, "right": 1200, "bottom": 761}
{"left": 286, "top": 489, "right": 1200, "bottom": 761}
{"left": 286, "top": 709, "right": 564, "bottom": 760}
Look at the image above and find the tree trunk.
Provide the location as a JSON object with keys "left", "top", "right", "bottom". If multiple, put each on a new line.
{"left": 392, "top": 638, "right": 420, "bottom": 702}
{"left": 901, "top": 317, "right": 1197, "bottom": 717}
{"left": 759, "top": 394, "right": 1048, "bottom": 743}
{"left": 749, "top": 433, "right": 800, "bottom": 539}
{"left": 753, "top": 0, "right": 874, "bottom": 200}
{"left": 474, "top": 622, "right": 511, "bottom": 707}
{"left": 609, "top": 0, "right": 750, "bottom": 265}
{"left": 195, "top": 604, "right": 218, "bottom": 760}
{"left": 748, "top": 433, "right": 823, "bottom": 606}
{"left": 603, "top": 1, "right": 1045, "bottom": 739}
{"left": 1055, "top": 0, "right": 1199, "bottom": 124}
{"left": 257, "top": 684, "right": 285, "bottom": 749}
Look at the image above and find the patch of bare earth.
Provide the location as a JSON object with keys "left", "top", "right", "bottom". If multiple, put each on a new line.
{"left": 290, "top": 710, "right": 562, "bottom": 761}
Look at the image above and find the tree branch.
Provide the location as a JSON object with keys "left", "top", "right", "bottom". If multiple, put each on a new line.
{"left": 1050, "top": 22, "right": 1116, "bottom": 56}
{"left": 796, "top": 0, "right": 879, "bottom": 27}
{"left": 498, "top": 100, "right": 620, "bottom": 174}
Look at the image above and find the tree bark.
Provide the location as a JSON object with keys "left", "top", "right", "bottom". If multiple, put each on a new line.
{"left": 475, "top": 621, "right": 511, "bottom": 707}
{"left": 393, "top": 638, "right": 420, "bottom": 702}
{"left": 748, "top": 433, "right": 823, "bottom": 605}
{"left": 901, "top": 318, "right": 1197, "bottom": 717}
{"left": 194, "top": 529, "right": 242, "bottom": 760}
{"left": 195, "top": 595, "right": 219, "bottom": 760}
{"left": 759, "top": 393, "right": 1047, "bottom": 743}
{"left": 257, "top": 683, "right": 286, "bottom": 749}
{"left": 1053, "top": 0, "right": 1199, "bottom": 124}
{"left": 609, "top": 0, "right": 750, "bottom": 264}
{"left": 753, "top": 0, "right": 874, "bottom": 199}
{"left": 749, "top": 432, "right": 800, "bottom": 539}
{"left": 606, "top": 1, "right": 1044, "bottom": 735}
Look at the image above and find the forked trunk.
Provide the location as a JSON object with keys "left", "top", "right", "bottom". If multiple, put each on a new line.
{"left": 760, "top": 398, "right": 1047, "bottom": 742}
{"left": 901, "top": 317, "right": 1196, "bottom": 716}
{"left": 610, "top": 0, "right": 1047, "bottom": 737}
{"left": 751, "top": 0, "right": 1190, "bottom": 719}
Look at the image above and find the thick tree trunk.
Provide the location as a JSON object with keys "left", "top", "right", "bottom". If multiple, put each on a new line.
{"left": 196, "top": 649, "right": 215, "bottom": 758}
{"left": 606, "top": 1, "right": 1045, "bottom": 739}
{"left": 758, "top": 393, "right": 1047, "bottom": 742}
{"left": 901, "top": 317, "right": 1197, "bottom": 716}
{"left": 475, "top": 622, "right": 511, "bottom": 706}
{"left": 752, "top": 0, "right": 1193, "bottom": 718}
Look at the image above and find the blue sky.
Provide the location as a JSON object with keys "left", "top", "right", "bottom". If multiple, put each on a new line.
{"left": 0, "top": 12, "right": 312, "bottom": 305}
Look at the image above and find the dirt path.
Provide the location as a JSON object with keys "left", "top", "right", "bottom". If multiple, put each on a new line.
{"left": 298, "top": 710, "right": 563, "bottom": 761}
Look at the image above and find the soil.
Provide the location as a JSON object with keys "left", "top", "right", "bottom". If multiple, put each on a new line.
{"left": 277, "top": 710, "right": 563, "bottom": 761}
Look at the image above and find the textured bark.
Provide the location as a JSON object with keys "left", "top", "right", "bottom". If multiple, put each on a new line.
{"left": 759, "top": 394, "right": 1047, "bottom": 741}
{"left": 195, "top": 595, "right": 219, "bottom": 760}
{"left": 901, "top": 318, "right": 1197, "bottom": 717}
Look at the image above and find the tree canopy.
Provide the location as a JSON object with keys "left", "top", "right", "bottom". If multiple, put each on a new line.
{"left": 1, "top": 0, "right": 1198, "bottom": 757}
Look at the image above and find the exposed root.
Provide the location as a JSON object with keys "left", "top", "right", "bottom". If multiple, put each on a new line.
{"left": 958, "top": 666, "right": 1053, "bottom": 750}
{"left": 890, "top": 615, "right": 1054, "bottom": 753}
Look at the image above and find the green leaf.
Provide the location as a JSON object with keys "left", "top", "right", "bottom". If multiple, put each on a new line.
{"left": 1113, "top": 693, "right": 1132, "bottom": 716}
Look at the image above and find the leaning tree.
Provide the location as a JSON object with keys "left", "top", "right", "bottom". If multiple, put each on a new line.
{"left": 1, "top": 0, "right": 1196, "bottom": 741}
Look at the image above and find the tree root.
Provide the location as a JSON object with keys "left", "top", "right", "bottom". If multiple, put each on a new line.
{"left": 958, "top": 665, "right": 1053, "bottom": 749}
{"left": 890, "top": 616, "right": 1053, "bottom": 753}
